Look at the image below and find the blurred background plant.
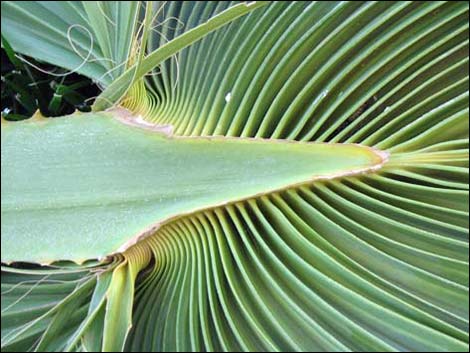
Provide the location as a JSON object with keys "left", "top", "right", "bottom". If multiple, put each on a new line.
{"left": 1, "top": 35, "right": 99, "bottom": 121}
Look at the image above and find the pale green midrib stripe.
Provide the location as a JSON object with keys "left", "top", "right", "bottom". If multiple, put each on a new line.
{"left": 2, "top": 166, "right": 386, "bottom": 213}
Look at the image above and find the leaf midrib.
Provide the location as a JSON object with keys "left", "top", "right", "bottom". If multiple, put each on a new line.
{"left": 1, "top": 111, "right": 387, "bottom": 263}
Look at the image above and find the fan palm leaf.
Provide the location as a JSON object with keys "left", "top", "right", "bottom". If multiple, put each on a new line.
{"left": 1, "top": 1, "right": 468, "bottom": 351}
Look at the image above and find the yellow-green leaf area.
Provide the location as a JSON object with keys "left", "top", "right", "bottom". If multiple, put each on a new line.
{"left": 1, "top": 111, "right": 386, "bottom": 263}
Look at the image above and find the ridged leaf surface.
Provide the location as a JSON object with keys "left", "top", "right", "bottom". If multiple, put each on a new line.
{"left": 1, "top": 1, "right": 468, "bottom": 352}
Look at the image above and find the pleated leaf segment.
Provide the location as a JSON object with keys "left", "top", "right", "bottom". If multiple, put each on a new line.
{"left": 1, "top": 1, "right": 468, "bottom": 352}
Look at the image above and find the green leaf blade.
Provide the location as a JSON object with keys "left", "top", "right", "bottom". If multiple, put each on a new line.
{"left": 1, "top": 110, "right": 386, "bottom": 264}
